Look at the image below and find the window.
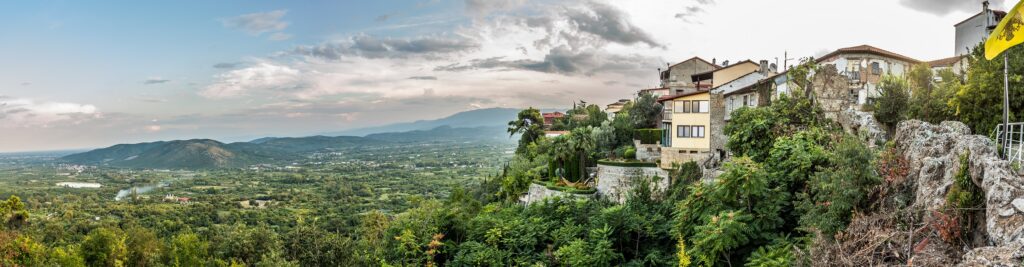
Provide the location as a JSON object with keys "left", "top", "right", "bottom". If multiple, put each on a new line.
{"left": 699, "top": 101, "right": 709, "bottom": 113}
{"left": 742, "top": 95, "right": 749, "bottom": 107}
{"left": 676, "top": 125, "right": 705, "bottom": 138}
{"left": 870, "top": 62, "right": 881, "bottom": 75}
{"left": 680, "top": 100, "right": 691, "bottom": 113}
{"left": 674, "top": 100, "right": 709, "bottom": 113}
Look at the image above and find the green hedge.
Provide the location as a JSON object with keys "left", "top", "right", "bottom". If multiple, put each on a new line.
{"left": 634, "top": 129, "right": 662, "bottom": 144}
{"left": 596, "top": 160, "right": 658, "bottom": 168}
{"left": 533, "top": 181, "right": 597, "bottom": 194}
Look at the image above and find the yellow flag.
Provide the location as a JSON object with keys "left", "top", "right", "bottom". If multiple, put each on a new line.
{"left": 986, "top": 0, "right": 1024, "bottom": 59}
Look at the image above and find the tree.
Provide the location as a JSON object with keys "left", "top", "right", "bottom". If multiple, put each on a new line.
{"left": 568, "top": 127, "right": 596, "bottom": 182}
{"left": 167, "top": 232, "right": 208, "bottom": 267}
{"left": 630, "top": 93, "right": 663, "bottom": 129}
{"left": 952, "top": 45, "right": 1024, "bottom": 135}
{"left": 125, "top": 226, "right": 163, "bottom": 267}
{"left": 723, "top": 107, "right": 778, "bottom": 162}
{"left": 591, "top": 121, "right": 617, "bottom": 158}
{"left": 80, "top": 227, "right": 127, "bottom": 267}
{"left": 788, "top": 57, "right": 819, "bottom": 98}
{"left": 799, "top": 136, "right": 880, "bottom": 237}
{"left": 907, "top": 63, "right": 940, "bottom": 122}
{"left": 508, "top": 108, "right": 546, "bottom": 155}
{"left": 873, "top": 75, "right": 910, "bottom": 132}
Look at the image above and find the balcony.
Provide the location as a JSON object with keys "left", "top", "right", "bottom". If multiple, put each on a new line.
{"left": 841, "top": 70, "right": 861, "bottom": 83}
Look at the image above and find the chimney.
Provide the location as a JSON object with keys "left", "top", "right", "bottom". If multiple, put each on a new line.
{"left": 712, "top": 58, "right": 716, "bottom": 65}
{"left": 759, "top": 60, "right": 770, "bottom": 75}
{"left": 983, "top": 1, "right": 990, "bottom": 11}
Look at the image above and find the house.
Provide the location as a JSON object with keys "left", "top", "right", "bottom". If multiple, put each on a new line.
{"left": 810, "top": 45, "right": 921, "bottom": 105}
{"left": 712, "top": 60, "right": 776, "bottom": 121}
{"left": 657, "top": 90, "right": 711, "bottom": 168}
{"left": 605, "top": 99, "right": 631, "bottom": 115}
{"left": 927, "top": 56, "right": 967, "bottom": 77}
{"left": 955, "top": 1, "right": 1006, "bottom": 56}
{"left": 638, "top": 87, "right": 671, "bottom": 98}
{"left": 542, "top": 112, "right": 564, "bottom": 129}
{"left": 659, "top": 57, "right": 719, "bottom": 95}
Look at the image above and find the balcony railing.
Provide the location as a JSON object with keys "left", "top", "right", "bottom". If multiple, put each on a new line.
{"left": 996, "top": 123, "right": 1024, "bottom": 167}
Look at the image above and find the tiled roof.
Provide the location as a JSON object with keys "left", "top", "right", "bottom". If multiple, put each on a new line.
{"left": 927, "top": 56, "right": 965, "bottom": 67}
{"left": 817, "top": 45, "right": 921, "bottom": 64}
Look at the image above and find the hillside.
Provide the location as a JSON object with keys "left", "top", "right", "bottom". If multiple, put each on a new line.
{"left": 62, "top": 139, "right": 261, "bottom": 169}
{"left": 364, "top": 125, "right": 514, "bottom": 143}
{"left": 61, "top": 126, "right": 510, "bottom": 169}
{"left": 329, "top": 108, "right": 521, "bottom": 136}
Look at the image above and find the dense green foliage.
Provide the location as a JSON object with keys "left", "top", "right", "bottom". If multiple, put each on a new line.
{"left": 508, "top": 108, "right": 546, "bottom": 154}
{"left": 634, "top": 128, "right": 663, "bottom": 144}
{"left": 873, "top": 75, "right": 911, "bottom": 132}
{"left": 952, "top": 45, "right": 1024, "bottom": 136}
{"left": 679, "top": 94, "right": 880, "bottom": 266}
{"left": 631, "top": 93, "right": 664, "bottom": 129}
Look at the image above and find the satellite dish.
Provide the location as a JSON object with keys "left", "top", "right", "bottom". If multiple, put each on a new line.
{"left": 722, "top": 60, "right": 730, "bottom": 66}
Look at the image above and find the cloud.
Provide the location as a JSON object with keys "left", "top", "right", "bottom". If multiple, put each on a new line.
{"left": 222, "top": 10, "right": 290, "bottom": 35}
{"left": 899, "top": 0, "right": 1001, "bottom": 16}
{"left": 675, "top": 0, "right": 716, "bottom": 23}
{"left": 213, "top": 62, "right": 243, "bottom": 69}
{"left": 0, "top": 97, "right": 101, "bottom": 128}
{"left": 436, "top": 46, "right": 660, "bottom": 76}
{"left": 563, "top": 1, "right": 662, "bottom": 48}
{"left": 375, "top": 14, "right": 390, "bottom": 22}
{"left": 291, "top": 35, "right": 480, "bottom": 60}
{"left": 465, "top": 0, "right": 526, "bottom": 16}
{"left": 143, "top": 77, "right": 170, "bottom": 84}
{"left": 201, "top": 62, "right": 304, "bottom": 98}
{"left": 20, "top": 82, "right": 30, "bottom": 86}
{"left": 408, "top": 76, "right": 438, "bottom": 80}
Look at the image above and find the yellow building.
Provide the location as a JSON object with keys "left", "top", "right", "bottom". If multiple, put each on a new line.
{"left": 657, "top": 90, "right": 711, "bottom": 168}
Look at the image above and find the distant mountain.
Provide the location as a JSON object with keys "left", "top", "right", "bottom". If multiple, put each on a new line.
{"left": 62, "top": 136, "right": 384, "bottom": 169}
{"left": 62, "top": 109, "right": 529, "bottom": 169}
{"left": 365, "top": 125, "right": 514, "bottom": 143}
{"left": 328, "top": 108, "right": 521, "bottom": 136}
{"left": 62, "top": 139, "right": 256, "bottom": 169}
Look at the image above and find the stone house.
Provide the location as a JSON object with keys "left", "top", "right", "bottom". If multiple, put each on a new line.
{"left": 658, "top": 57, "right": 719, "bottom": 95}
{"left": 815, "top": 44, "right": 921, "bottom": 105}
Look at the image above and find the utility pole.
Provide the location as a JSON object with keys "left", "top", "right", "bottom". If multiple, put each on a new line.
{"left": 1003, "top": 54, "right": 1010, "bottom": 159}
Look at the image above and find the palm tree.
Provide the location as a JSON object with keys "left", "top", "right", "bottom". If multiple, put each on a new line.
{"left": 507, "top": 108, "right": 544, "bottom": 154}
{"left": 569, "top": 127, "right": 595, "bottom": 183}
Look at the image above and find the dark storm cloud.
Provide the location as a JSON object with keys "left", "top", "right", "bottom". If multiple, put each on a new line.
{"left": 435, "top": 46, "right": 660, "bottom": 76}
{"left": 292, "top": 35, "right": 480, "bottom": 60}
{"left": 564, "top": 1, "right": 662, "bottom": 48}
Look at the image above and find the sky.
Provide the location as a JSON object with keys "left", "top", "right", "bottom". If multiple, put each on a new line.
{"left": 0, "top": 0, "right": 1013, "bottom": 152}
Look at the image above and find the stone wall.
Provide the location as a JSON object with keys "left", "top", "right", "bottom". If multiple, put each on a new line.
{"left": 811, "top": 65, "right": 856, "bottom": 121}
{"left": 708, "top": 91, "right": 727, "bottom": 167}
{"left": 519, "top": 183, "right": 593, "bottom": 205}
{"left": 595, "top": 163, "right": 670, "bottom": 203}
{"left": 660, "top": 147, "right": 709, "bottom": 169}
{"left": 633, "top": 140, "right": 661, "bottom": 162}
{"left": 893, "top": 120, "right": 1024, "bottom": 264}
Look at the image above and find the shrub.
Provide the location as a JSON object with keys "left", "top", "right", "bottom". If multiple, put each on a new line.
{"left": 873, "top": 75, "right": 910, "bottom": 131}
{"left": 624, "top": 147, "right": 637, "bottom": 159}
{"left": 798, "top": 136, "right": 880, "bottom": 237}
{"left": 633, "top": 129, "right": 662, "bottom": 144}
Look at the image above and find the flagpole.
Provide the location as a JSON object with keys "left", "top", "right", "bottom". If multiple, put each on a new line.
{"left": 1004, "top": 53, "right": 1010, "bottom": 160}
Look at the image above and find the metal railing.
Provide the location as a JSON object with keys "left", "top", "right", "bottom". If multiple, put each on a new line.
{"left": 996, "top": 122, "right": 1024, "bottom": 166}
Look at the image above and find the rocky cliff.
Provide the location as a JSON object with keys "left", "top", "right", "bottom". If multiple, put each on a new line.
{"left": 814, "top": 120, "right": 1024, "bottom": 266}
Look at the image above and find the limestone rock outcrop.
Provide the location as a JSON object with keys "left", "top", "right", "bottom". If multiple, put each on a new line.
{"left": 894, "top": 120, "right": 1024, "bottom": 264}
{"left": 839, "top": 107, "right": 888, "bottom": 147}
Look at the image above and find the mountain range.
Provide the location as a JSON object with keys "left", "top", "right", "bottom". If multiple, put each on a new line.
{"left": 61, "top": 108, "right": 523, "bottom": 169}
{"left": 326, "top": 107, "right": 521, "bottom": 136}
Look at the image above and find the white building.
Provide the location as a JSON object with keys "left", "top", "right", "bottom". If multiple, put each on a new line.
{"left": 954, "top": 1, "right": 1006, "bottom": 56}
